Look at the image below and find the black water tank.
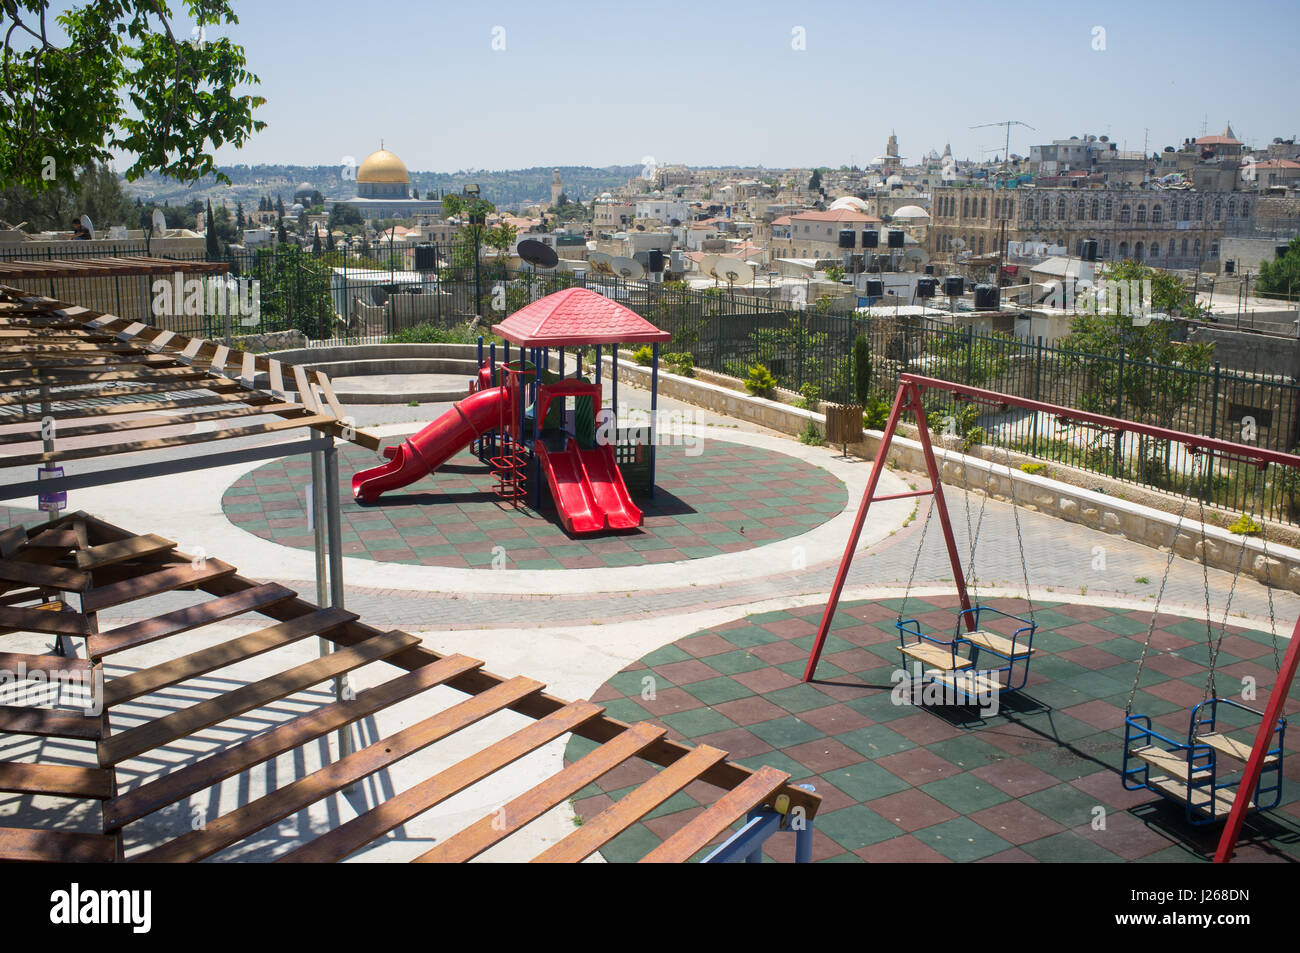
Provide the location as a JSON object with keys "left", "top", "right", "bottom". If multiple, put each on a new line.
{"left": 865, "top": 279, "right": 885, "bottom": 297}
{"left": 838, "top": 229, "right": 856, "bottom": 249}
{"left": 974, "top": 283, "right": 1000, "bottom": 310}
{"left": 943, "top": 275, "right": 965, "bottom": 297}
{"left": 1224, "top": 259, "right": 1235, "bottom": 274}
{"left": 888, "top": 229, "right": 905, "bottom": 249}
{"left": 648, "top": 249, "right": 665, "bottom": 273}
{"left": 917, "top": 277, "right": 938, "bottom": 298}
{"left": 414, "top": 243, "right": 438, "bottom": 271}
{"left": 924, "top": 264, "right": 935, "bottom": 275}
{"left": 862, "top": 230, "right": 879, "bottom": 248}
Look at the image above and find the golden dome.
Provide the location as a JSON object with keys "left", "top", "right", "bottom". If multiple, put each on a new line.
{"left": 357, "top": 149, "right": 410, "bottom": 185}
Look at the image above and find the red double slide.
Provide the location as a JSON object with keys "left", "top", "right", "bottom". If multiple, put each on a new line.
{"left": 535, "top": 438, "right": 642, "bottom": 534}
{"left": 352, "top": 386, "right": 507, "bottom": 503}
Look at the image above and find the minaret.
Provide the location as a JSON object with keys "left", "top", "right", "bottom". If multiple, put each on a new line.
{"left": 551, "top": 168, "right": 563, "bottom": 206}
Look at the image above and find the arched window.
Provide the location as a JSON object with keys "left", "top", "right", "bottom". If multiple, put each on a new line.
{"left": 1077, "top": 198, "right": 1086, "bottom": 219}
{"left": 1181, "top": 238, "right": 1188, "bottom": 255}
{"left": 1182, "top": 200, "right": 1191, "bottom": 220}
{"left": 1214, "top": 200, "right": 1222, "bottom": 220}
{"left": 1228, "top": 198, "right": 1236, "bottom": 217}
{"left": 1195, "top": 200, "right": 1203, "bottom": 219}
{"left": 1135, "top": 241, "right": 1144, "bottom": 260}
{"left": 1103, "top": 238, "right": 1111, "bottom": 257}
{"left": 1118, "top": 241, "right": 1129, "bottom": 258}
{"left": 1090, "top": 199, "right": 1099, "bottom": 220}
{"left": 1006, "top": 199, "right": 1015, "bottom": 218}
{"left": 978, "top": 235, "right": 985, "bottom": 254}
{"left": 1193, "top": 238, "right": 1201, "bottom": 256}
{"left": 1151, "top": 241, "right": 1160, "bottom": 259}
{"left": 1152, "top": 204, "right": 1162, "bottom": 223}
{"left": 980, "top": 197, "right": 987, "bottom": 217}
{"left": 1241, "top": 199, "right": 1249, "bottom": 217}
{"left": 1056, "top": 196, "right": 1066, "bottom": 218}
{"left": 1023, "top": 198, "right": 1033, "bottom": 218}
{"left": 1042, "top": 200, "right": 1050, "bottom": 221}
{"left": 1104, "top": 198, "right": 1113, "bottom": 220}
{"left": 962, "top": 197, "right": 969, "bottom": 217}
{"left": 1119, "top": 204, "right": 1131, "bottom": 223}
{"left": 1136, "top": 204, "right": 1146, "bottom": 223}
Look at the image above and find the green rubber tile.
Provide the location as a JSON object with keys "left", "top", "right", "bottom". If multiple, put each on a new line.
{"left": 912, "top": 816, "right": 1013, "bottom": 862}
{"left": 1022, "top": 782, "right": 1112, "bottom": 826}
{"left": 925, "top": 734, "right": 1006, "bottom": 769}
{"left": 748, "top": 715, "right": 825, "bottom": 749}
{"left": 918, "top": 774, "right": 1011, "bottom": 814}
{"left": 705, "top": 650, "right": 770, "bottom": 675}
{"left": 765, "top": 683, "right": 841, "bottom": 715}
{"left": 643, "top": 644, "right": 693, "bottom": 666}
{"left": 815, "top": 805, "right": 904, "bottom": 851}
{"left": 1019, "top": 830, "right": 1125, "bottom": 863}
{"left": 685, "top": 677, "right": 754, "bottom": 707}
{"left": 837, "top": 724, "right": 914, "bottom": 758}
{"left": 821, "top": 763, "right": 911, "bottom": 801}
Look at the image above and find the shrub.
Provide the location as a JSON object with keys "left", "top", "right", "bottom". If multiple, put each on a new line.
{"left": 663, "top": 351, "right": 694, "bottom": 377}
{"left": 796, "top": 383, "right": 821, "bottom": 410}
{"left": 1228, "top": 513, "right": 1263, "bottom": 536}
{"left": 799, "top": 418, "right": 824, "bottom": 446}
{"left": 632, "top": 345, "right": 655, "bottom": 366}
{"left": 1020, "top": 462, "right": 1047, "bottom": 475}
{"left": 863, "top": 395, "right": 891, "bottom": 430}
{"left": 389, "top": 322, "right": 483, "bottom": 345}
{"left": 744, "top": 363, "right": 777, "bottom": 398}
{"left": 853, "top": 334, "right": 872, "bottom": 406}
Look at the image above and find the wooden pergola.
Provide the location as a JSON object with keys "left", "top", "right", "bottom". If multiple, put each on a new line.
{"left": 0, "top": 511, "right": 821, "bottom": 862}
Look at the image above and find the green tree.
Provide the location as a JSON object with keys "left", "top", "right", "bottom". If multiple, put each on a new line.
{"left": 1257, "top": 238, "right": 1300, "bottom": 301}
{"left": 247, "top": 243, "right": 334, "bottom": 338}
{"left": 808, "top": 168, "right": 822, "bottom": 191}
{"left": 204, "top": 198, "right": 218, "bottom": 257}
{"left": 0, "top": 1, "right": 265, "bottom": 192}
{"left": 482, "top": 222, "right": 517, "bottom": 275}
{"left": 853, "top": 333, "right": 872, "bottom": 405}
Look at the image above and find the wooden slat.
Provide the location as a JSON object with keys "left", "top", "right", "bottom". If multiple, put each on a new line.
{"left": 417, "top": 720, "right": 667, "bottom": 863}
{"left": 0, "top": 761, "right": 113, "bottom": 799}
{"left": 132, "top": 674, "right": 544, "bottom": 863}
{"left": 640, "top": 765, "right": 791, "bottom": 863}
{"left": 104, "top": 655, "right": 482, "bottom": 830}
{"left": 0, "top": 558, "right": 89, "bottom": 593}
{"left": 0, "top": 705, "right": 101, "bottom": 740}
{"left": 292, "top": 364, "right": 318, "bottom": 413}
{"left": 533, "top": 744, "right": 730, "bottom": 863}
{"left": 0, "top": 526, "right": 26, "bottom": 557}
{"left": 103, "top": 607, "right": 358, "bottom": 707}
{"left": 240, "top": 351, "right": 256, "bottom": 385}
{"left": 314, "top": 371, "right": 346, "bottom": 420}
{"left": 1133, "top": 745, "right": 1194, "bottom": 781}
{"left": 0, "top": 403, "right": 300, "bottom": 447}
{"left": 80, "top": 558, "right": 237, "bottom": 613}
{"left": 898, "top": 642, "right": 973, "bottom": 671}
{"left": 74, "top": 533, "right": 175, "bottom": 570}
{"left": 0, "top": 603, "right": 90, "bottom": 637}
{"left": 209, "top": 345, "right": 230, "bottom": 376}
{"left": 1199, "top": 732, "right": 1278, "bottom": 764}
{"left": 279, "top": 700, "right": 601, "bottom": 863}
{"left": 0, "top": 827, "right": 118, "bottom": 863}
{"left": 88, "top": 582, "right": 296, "bottom": 657}
{"left": 268, "top": 360, "right": 285, "bottom": 398}
{"left": 1147, "top": 774, "right": 1237, "bottom": 815}
{"left": 98, "top": 630, "right": 419, "bottom": 767}
{"left": 963, "top": 629, "right": 1034, "bottom": 658}
{"left": 928, "top": 669, "right": 1004, "bottom": 696}
{"left": 0, "top": 651, "right": 90, "bottom": 677}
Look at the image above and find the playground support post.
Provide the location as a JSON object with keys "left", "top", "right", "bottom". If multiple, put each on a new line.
{"left": 650, "top": 342, "right": 659, "bottom": 498}
{"left": 801, "top": 379, "right": 974, "bottom": 683}
{"left": 318, "top": 440, "right": 354, "bottom": 764}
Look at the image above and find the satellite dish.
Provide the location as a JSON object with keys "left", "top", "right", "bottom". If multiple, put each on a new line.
{"left": 80, "top": 214, "right": 94, "bottom": 240}
{"left": 699, "top": 254, "right": 720, "bottom": 278}
{"left": 518, "top": 239, "right": 558, "bottom": 269}
{"left": 151, "top": 209, "right": 169, "bottom": 238}
{"left": 904, "top": 247, "right": 930, "bottom": 266}
{"left": 613, "top": 256, "right": 645, "bottom": 280}
{"left": 714, "top": 257, "right": 753, "bottom": 286}
{"left": 588, "top": 252, "right": 616, "bottom": 276}
{"left": 952, "top": 237, "right": 966, "bottom": 251}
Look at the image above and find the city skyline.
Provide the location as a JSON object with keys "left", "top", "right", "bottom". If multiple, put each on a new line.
{"left": 111, "top": 0, "right": 1300, "bottom": 175}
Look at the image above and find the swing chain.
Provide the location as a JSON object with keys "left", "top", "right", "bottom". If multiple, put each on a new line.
{"left": 1004, "top": 440, "right": 1035, "bottom": 621}
{"left": 898, "top": 493, "right": 936, "bottom": 622}
{"left": 1127, "top": 452, "right": 1202, "bottom": 714}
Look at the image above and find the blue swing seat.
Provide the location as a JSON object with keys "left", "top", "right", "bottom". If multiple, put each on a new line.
{"left": 895, "top": 604, "right": 1037, "bottom": 704}
{"left": 1123, "top": 697, "right": 1286, "bottom": 825}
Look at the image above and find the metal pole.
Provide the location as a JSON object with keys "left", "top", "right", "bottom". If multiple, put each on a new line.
{"left": 650, "top": 342, "right": 659, "bottom": 498}
{"left": 321, "top": 441, "right": 354, "bottom": 763}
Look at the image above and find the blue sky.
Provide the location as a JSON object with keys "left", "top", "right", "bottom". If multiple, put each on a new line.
{"left": 165, "top": 0, "right": 1300, "bottom": 171}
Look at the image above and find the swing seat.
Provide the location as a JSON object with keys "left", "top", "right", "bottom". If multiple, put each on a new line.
{"left": 1123, "top": 698, "right": 1286, "bottom": 826}
{"left": 895, "top": 604, "right": 1037, "bottom": 704}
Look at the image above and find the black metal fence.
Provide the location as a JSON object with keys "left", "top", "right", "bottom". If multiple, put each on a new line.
{"left": 5, "top": 239, "right": 1300, "bottom": 523}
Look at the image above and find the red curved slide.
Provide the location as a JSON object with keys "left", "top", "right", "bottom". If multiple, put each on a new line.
{"left": 536, "top": 437, "right": 642, "bottom": 534}
{"left": 352, "top": 386, "right": 508, "bottom": 503}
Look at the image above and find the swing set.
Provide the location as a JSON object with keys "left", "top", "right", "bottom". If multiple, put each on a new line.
{"left": 801, "top": 372, "right": 1300, "bottom": 863}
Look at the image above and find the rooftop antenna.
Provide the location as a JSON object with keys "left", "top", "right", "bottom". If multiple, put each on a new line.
{"left": 970, "top": 120, "right": 1036, "bottom": 171}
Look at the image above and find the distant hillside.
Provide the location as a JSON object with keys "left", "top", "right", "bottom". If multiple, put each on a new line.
{"left": 123, "top": 164, "right": 644, "bottom": 211}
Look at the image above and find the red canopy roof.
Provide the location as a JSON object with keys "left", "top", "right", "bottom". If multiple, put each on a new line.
{"left": 491, "top": 287, "right": 671, "bottom": 347}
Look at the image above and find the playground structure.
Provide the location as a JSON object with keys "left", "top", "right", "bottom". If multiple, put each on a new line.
{"left": 801, "top": 372, "right": 1300, "bottom": 863}
{"left": 352, "top": 288, "right": 671, "bottom": 535}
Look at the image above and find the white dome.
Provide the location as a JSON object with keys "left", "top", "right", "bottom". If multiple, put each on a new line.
{"left": 892, "top": 205, "right": 930, "bottom": 219}
{"left": 829, "top": 196, "right": 869, "bottom": 212}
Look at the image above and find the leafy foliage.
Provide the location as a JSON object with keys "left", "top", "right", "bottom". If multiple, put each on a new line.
{"left": 0, "top": 1, "right": 266, "bottom": 191}
{"left": 744, "top": 363, "right": 777, "bottom": 398}
{"left": 853, "top": 333, "right": 872, "bottom": 406}
{"left": 1257, "top": 238, "right": 1300, "bottom": 300}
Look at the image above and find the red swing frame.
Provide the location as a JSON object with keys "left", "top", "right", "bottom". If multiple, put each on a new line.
{"left": 801, "top": 372, "right": 1300, "bottom": 864}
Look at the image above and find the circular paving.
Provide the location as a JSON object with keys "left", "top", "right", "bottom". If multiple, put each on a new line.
{"left": 566, "top": 596, "right": 1300, "bottom": 863}
{"left": 222, "top": 437, "right": 846, "bottom": 570}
